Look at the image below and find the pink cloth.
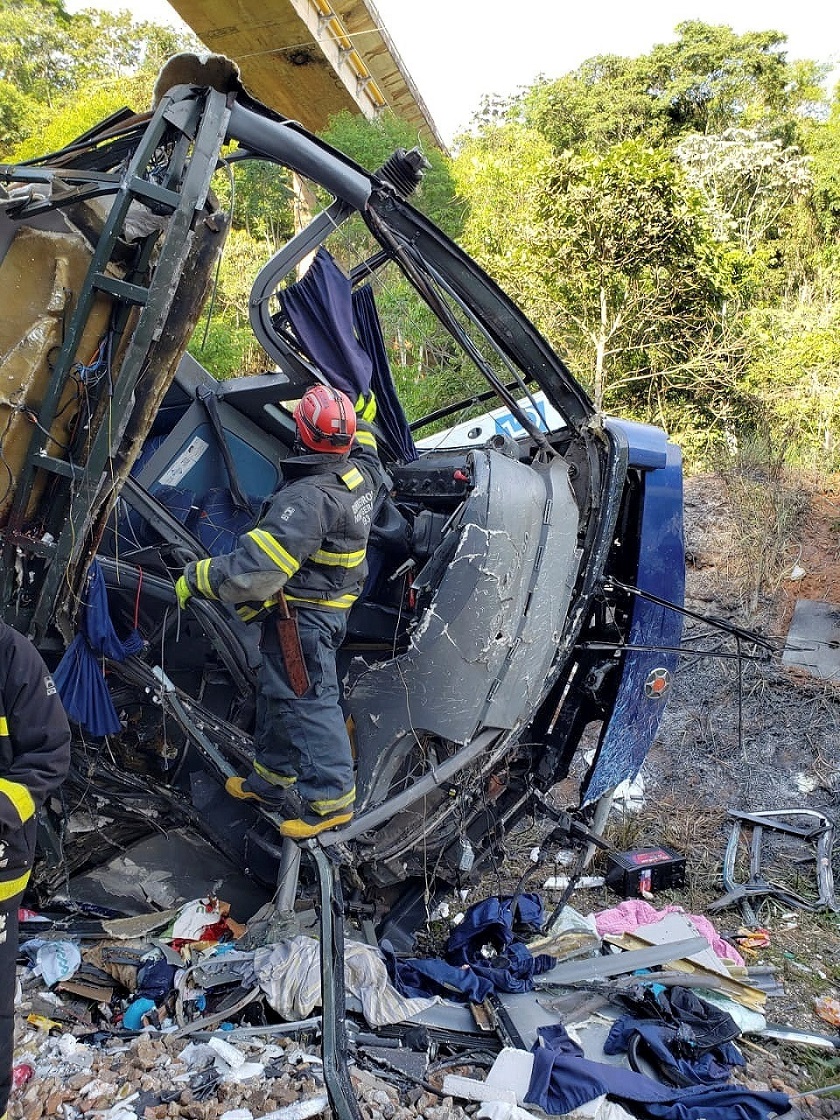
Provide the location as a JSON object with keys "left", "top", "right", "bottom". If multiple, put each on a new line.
{"left": 593, "top": 900, "right": 745, "bottom": 966}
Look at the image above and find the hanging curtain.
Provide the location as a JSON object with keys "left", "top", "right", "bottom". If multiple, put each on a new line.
{"left": 54, "top": 559, "right": 144, "bottom": 736}
{"left": 281, "top": 247, "right": 417, "bottom": 461}
{"left": 352, "top": 284, "right": 417, "bottom": 462}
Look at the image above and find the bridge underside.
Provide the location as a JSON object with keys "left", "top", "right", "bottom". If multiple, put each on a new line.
{"left": 167, "top": 0, "right": 444, "bottom": 149}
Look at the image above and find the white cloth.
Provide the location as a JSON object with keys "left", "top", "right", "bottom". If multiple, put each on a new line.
{"left": 253, "top": 935, "right": 437, "bottom": 1027}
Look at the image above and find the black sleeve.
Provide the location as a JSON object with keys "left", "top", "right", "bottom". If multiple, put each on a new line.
{"left": 0, "top": 636, "right": 71, "bottom": 831}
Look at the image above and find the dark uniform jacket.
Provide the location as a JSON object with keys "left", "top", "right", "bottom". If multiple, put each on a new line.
{"left": 183, "top": 450, "right": 377, "bottom": 619}
{"left": 0, "top": 621, "right": 71, "bottom": 902}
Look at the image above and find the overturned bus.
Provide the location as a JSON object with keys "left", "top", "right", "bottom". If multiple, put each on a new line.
{"left": 0, "top": 57, "right": 684, "bottom": 915}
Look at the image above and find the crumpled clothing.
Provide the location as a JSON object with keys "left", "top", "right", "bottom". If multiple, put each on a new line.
{"left": 593, "top": 901, "right": 744, "bottom": 966}
{"left": 441, "top": 894, "right": 555, "bottom": 996}
{"left": 383, "top": 946, "right": 494, "bottom": 1003}
{"left": 446, "top": 893, "right": 546, "bottom": 964}
{"left": 526, "top": 1025, "right": 788, "bottom": 1120}
{"left": 136, "top": 959, "right": 178, "bottom": 1003}
{"left": 253, "top": 936, "right": 437, "bottom": 1027}
{"left": 605, "top": 1017, "right": 743, "bottom": 1086}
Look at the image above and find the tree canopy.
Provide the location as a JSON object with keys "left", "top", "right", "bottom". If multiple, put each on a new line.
{"left": 1, "top": 6, "right": 838, "bottom": 468}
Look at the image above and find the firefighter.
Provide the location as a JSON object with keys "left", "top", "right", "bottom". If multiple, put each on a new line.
{"left": 0, "top": 620, "right": 71, "bottom": 1120}
{"left": 176, "top": 385, "right": 377, "bottom": 839}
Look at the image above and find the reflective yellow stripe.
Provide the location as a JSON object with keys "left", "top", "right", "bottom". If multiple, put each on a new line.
{"left": 286, "top": 592, "right": 358, "bottom": 610}
{"left": 311, "top": 547, "right": 366, "bottom": 568}
{"left": 355, "top": 392, "right": 377, "bottom": 422}
{"left": 195, "top": 559, "right": 216, "bottom": 599}
{"left": 248, "top": 530, "right": 299, "bottom": 577}
{"left": 311, "top": 786, "right": 356, "bottom": 814}
{"left": 254, "top": 761, "right": 297, "bottom": 787}
{"left": 0, "top": 717, "right": 7, "bottom": 735}
{"left": 0, "top": 778, "right": 35, "bottom": 824}
{"left": 354, "top": 430, "right": 377, "bottom": 449}
{"left": 237, "top": 599, "right": 276, "bottom": 622}
{"left": 0, "top": 867, "right": 30, "bottom": 902}
{"left": 339, "top": 467, "right": 364, "bottom": 490}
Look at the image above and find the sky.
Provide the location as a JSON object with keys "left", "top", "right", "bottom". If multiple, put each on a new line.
{"left": 65, "top": 0, "right": 840, "bottom": 145}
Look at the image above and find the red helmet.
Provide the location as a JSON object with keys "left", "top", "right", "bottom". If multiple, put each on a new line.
{"left": 293, "top": 385, "right": 356, "bottom": 453}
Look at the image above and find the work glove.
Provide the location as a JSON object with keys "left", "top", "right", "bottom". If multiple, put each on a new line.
{"left": 175, "top": 575, "right": 192, "bottom": 610}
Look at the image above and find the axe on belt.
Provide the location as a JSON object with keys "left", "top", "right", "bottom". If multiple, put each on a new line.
{"left": 273, "top": 590, "right": 311, "bottom": 697}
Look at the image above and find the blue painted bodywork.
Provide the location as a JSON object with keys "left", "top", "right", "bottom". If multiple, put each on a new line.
{"left": 584, "top": 419, "right": 685, "bottom": 803}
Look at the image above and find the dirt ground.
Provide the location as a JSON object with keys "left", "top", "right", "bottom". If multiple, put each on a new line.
{"left": 595, "top": 470, "right": 840, "bottom": 1106}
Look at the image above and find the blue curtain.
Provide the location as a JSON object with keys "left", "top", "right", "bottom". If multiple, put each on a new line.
{"left": 352, "top": 284, "right": 417, "bottom": 462}
{"left": 281, "top": 247, "right": 417, "bottom": 461}
{"left": 54, "top": 559, "right": 144, "bottom": 736}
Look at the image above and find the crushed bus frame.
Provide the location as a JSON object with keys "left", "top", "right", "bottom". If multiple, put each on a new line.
{"left": 0, "top": 56, "right": 684, "bottom": 921}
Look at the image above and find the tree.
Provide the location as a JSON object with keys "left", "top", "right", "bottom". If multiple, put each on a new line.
{"left": 675, "top": 130, "right": 813, "bottom": 263}
{"left": 319, "top": 109, "right": 463, "bottom": 238}
{"left": 0, "top": 0, "right": 197, "bottom": 157}
{"left": 453, "top": 121, "right": 560, "bottom": 333}
{"left": 804, "top": 87, "right": 840, "bottom": 236}
{"left": 517, "top": 22, "right": 827, "bottom": 156}
{"left": 534, "top": 141, "right": 736, "bottom": 416}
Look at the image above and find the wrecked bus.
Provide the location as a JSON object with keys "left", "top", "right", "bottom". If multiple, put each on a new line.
{"left": 0, "top": 57, "right": 684, "bottom": 912}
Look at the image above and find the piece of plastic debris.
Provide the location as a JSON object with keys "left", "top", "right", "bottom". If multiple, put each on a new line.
{"left": 485, "top": 1047, "right": 538, "bottom": 1104}
{"left": 26, "top": 1014, "right": 61, "bottom": 1032}
{"left": 260, "top": 1095, "right": 330, "bottom": 1120}
{"left": 430, "top": 901, "right": 450, "bottom": 921}
{"left": 444, "top": 1074, "right": 518, "bottom": 1105}
{"left": 122, "top": 997, "right": 157, "bottom": 1030}
{"left": 814, "top": 995, "right": 840, "bottom": 1027}
{"left": 57, "top": 1033, "right": 78, "bottom": 1059}
{"left": 208, "top": 1037, "right": 247, "bottom": 1068}
{"left": 11, "top": 1062, "right": 34, "bottom": 1089}
{"left": 35, "top": 940, "right": 82, "bottom": 986}
{"left": 732, "top": 927, "right": 770, "bottom": 955}
{"left": 172, "top": 896, "right": 223, "bottom": 941}
{"left": 543, "top": 875, "right": 605, "bottom": 890}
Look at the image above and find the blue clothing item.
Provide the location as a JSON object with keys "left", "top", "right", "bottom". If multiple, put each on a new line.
{"left": 249, "top": 607, "right": 353, "bottom": 805}
{"left": 446, "top": 893, "right": 545, "bottom": 965}
{"left": 605, "top": 1015, "right": 744, "bottom": 1086}
{"left": 136, "top": 960, "right": 178, "bottom": 1003}
{"left": 385, "top": 953, "right": 494, "bottom": 1004}
{"left": 352, "top": 284, "right": 417, "bottom": 462}
{"left": 471, "top": 941, "right": 554, "bottom": 995}
{"left": 281, "top": 248, "right": 372, "bottom": 401}
{"left": 54, "top": 558, "right": 144, "bottom": 736}
{"left": 443, "top": 892, "right": 553, "bottom": 996}
{"left": 527, "top": 1025, "right": 789, "bottom": 1120}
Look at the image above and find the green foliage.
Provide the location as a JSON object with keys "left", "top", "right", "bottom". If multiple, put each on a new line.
{"left": 0, "top": 0, "right": 199, "bottom": 157}
{"left": 453, "top": 122, "right": 557, "bottom": 328}
{"left": 3, "top": 3, "right": 839, "bottom": 473}
{"left": 741, "top": 286, "right": 840, "bottom": 471}
{"left": 319, "top": 109, "right": 464, "bottom": 238}
{"left": 214, "top": 157, "right": 296, "bottom": 246}
{"left": 10, "top": 72, "right": 154, "bottom": 160}
{"left": 803, "top": 90, "right": 840, "bottom": 235}
{"left": 189, "top": 227, "right": 274, "bottom": 380}
{"left": 516, "top": 21, "right": 828, "bottom": 155}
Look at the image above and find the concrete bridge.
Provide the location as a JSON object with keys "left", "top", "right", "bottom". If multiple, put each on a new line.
{"left": 167, "top": 0, "right": 445, "bottom": 149}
